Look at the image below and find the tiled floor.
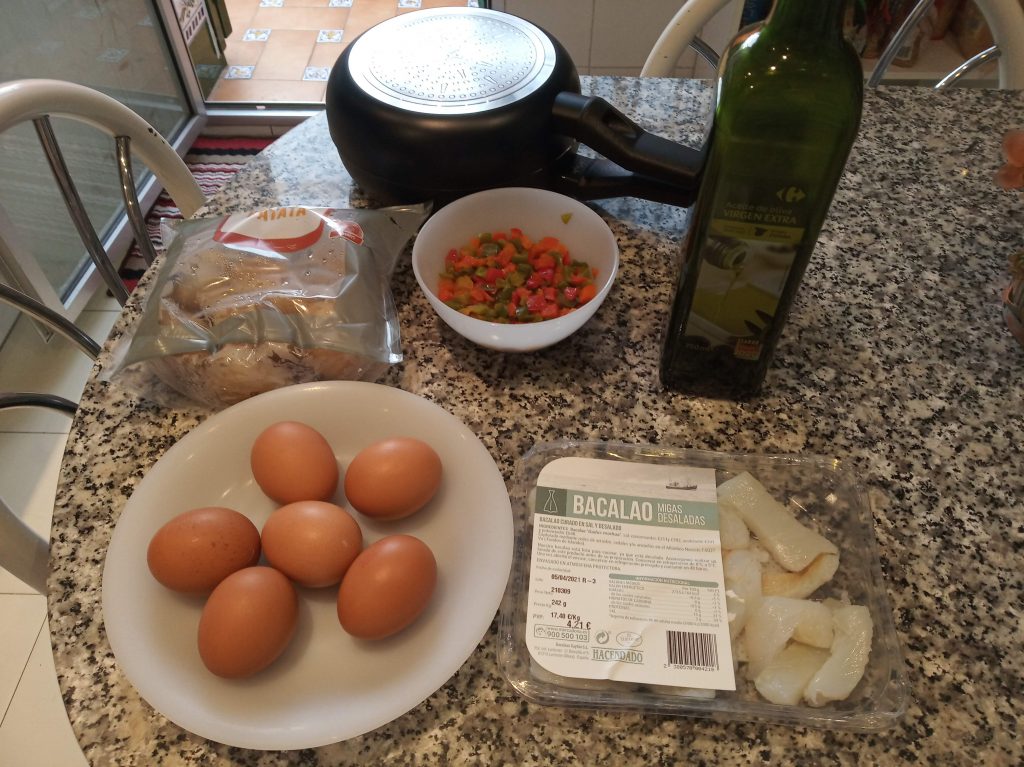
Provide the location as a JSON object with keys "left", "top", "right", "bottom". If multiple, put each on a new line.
{"left": 0, "top": 289, "right": 120, "bottom": 765}
{"left": 210, "top": 0, "right": 482, "bottom": 104}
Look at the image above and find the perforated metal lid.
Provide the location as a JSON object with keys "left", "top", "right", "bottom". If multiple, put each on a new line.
{"left": 344, "top": 7, "right": 557, "bottom": 115}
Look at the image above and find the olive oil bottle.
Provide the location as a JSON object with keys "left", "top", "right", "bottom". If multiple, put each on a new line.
{"left": 661, "top": 0, "right": 863, "bottom": 399}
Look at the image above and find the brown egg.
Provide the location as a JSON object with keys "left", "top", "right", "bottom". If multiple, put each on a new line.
{"left": 337, "top": 534, "right": 437, "bottom": 639}
{"left": 251, "top": 421, "right": 339, "bottom": 504}
{"left": 343, "top": 437, "right": 442, "bottom": 520}
{"left": 147, "top": 507, "right": 261, "bottom": 593}
{"left": 261, "top": 501, "right": 363, "bottom": 588}
{"left": 197, "top": 566, "right": 298, "bottom": 678}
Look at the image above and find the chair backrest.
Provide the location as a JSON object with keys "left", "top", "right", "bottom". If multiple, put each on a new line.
{"left": 0, "top": 78, "right": 205, "bottom": 306}
{"left": 641, "top": 0, "right": 1024, "bottom": 89}
{"left": 0, "top": 493, "right": 51, "bottom": 593}
{"left": 0, "top": 284, "right": 101, "bottom": 593}
{"left": 0, "top": 80, "right": 204, "bottom": 594}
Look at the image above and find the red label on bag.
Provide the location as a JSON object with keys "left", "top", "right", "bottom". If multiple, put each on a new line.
{"left": 214, "top": 207, "right": 324, "bottom": 252}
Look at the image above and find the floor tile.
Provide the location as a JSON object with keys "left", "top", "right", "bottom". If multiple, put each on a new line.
{"left": 0, "top": 308, "right": 118, "bottom": 434}
{"left": 0, "top": 431, "right": 67, "bottom": 594}
{"left": 82, "top": 308, "right": 122, "bottom": 338}
{"left": 84, "top": 291, "right": 121, "bottom": 313}
{"left": 253, "top": 29, "right": 318, "bottom": 80}
{"left": 0, "top": 620, "right": 87, "bottom": 766}
{"left": 224, "top": 0, "right": 261, "bottom": 28}
{"left": 303, "top": 66, "right": 331, "bottom": 81}
{"left": 0, "top": 594, "right": 44, "bottom": 706}
{"left": 308, "top": 42, "right": 347, "bottom": 68}
{"left": 96, "top": 48, "right": 130, "bottom": 64}
{"left": 250, "top": 6, "right": 347, "bottom": 30}
{"left": 225, "top": 64, "right": 256, "bottom": 79}
{"left": 224, "top": 39, "right": 265, "bottom": 67}
{"left": 317, "top": 29, "right": 345, "bottom": 43}
{"left": 0, "top": 431, "right": 66, "bottom": 535}
{"left": 346, "top": 1, "right": 397, "bottom": 36}
{"left": 242, "top": 28, "right": 272, "bottom": 41}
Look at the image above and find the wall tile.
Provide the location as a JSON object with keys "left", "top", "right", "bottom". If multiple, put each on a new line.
{"left": 502, "top": 0, "right": 593, "bottom": 70}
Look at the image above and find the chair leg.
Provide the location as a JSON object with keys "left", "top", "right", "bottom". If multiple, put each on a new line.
{"left": 0, "top": 498, "right": 49, "bottom": 594}
{"left": 32, "top": 115, "right": 131, "bottom": 306}
{"left": 0, "top": 283, "right": 102, "bottom": 360}
{"left": 0, "top": 393, "right": 78, "bottom": 415}
{"left": 117, "top": 136, "right": 160, "bottom": 269}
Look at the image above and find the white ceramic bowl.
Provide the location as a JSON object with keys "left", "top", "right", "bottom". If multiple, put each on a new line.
{"left": 412, "top": 187, "right": 619, "bottom": 352}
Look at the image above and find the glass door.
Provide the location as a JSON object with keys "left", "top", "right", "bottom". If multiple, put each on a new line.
{"left": 0, "top": 0, "right": 204, "bottom": 338}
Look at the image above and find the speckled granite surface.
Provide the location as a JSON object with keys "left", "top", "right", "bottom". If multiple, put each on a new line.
{"left": 47, "top": 77, "right": 1023, "bottom": 765}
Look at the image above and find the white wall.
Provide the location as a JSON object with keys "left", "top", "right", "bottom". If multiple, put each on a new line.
{"left": 492, "top": 0, "right": 743, "bottom": 77}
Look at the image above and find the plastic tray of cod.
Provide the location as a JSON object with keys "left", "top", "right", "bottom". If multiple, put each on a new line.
{"left": 496, "top": 441, "right": 909, "bottom": 731}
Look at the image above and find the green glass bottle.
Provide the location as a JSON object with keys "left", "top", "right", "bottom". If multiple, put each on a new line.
{"left": 660, "top": 0, "right": 863, "bottom": 399}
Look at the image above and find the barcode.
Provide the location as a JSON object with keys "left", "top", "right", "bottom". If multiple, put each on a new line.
{"left": 666, "top": 630, "right": 719, "bottom": 670}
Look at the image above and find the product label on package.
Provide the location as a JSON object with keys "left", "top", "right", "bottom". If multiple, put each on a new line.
{"left": 525, "top": 457, "right": 735, "bottom": 691}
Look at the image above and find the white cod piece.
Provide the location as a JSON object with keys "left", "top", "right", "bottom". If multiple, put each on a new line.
{"left": 720, "top": 504, "right": 750, "bottom": 550}
{"left": 717, "top": 472, "right": 838, "bottom": 572}
{"left": 742, "top": 596, "right": 834, "bottom": 678}
{"left": 753, "top": 642, "right": 831, "bottom": 706}
{"left": 762, "top": 552, "right": 840, "bottom": 599}
{"left": 722, "top": 548, "right": 763, "bottom": 638}
{"left": 804, "top": 604, "right": 874, "bottom": 706}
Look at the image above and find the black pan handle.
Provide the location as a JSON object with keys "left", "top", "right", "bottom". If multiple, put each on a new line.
{"left": 551, "top": 92, "right": 705, "bottom": 205}
{"left": 553, "top": 155, "right": 700, "bottom": 207}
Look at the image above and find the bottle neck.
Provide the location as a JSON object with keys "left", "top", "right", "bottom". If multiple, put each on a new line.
{"left": 764, "top": 0, "right": 847, "bottom": 40}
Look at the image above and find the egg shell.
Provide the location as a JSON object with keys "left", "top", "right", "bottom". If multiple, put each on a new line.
{"left": 343, "top": 437, "right": 442, "bottom": 520}
{"left": 337, "top": 535, "right": 437, "bottom": 640}
{"left": 251, "top": 421, "right": 339, "bottom": 504}
{"left": 197, "top": 566, "right": 299, "bottom": 678}
{"left": 146, "top": 506, "right": 261, "bottom": 593}
{"left": 261, "top": 501, "right": 363, "bottom": 588}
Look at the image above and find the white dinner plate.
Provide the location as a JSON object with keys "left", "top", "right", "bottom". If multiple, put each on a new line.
{"left": 102, "top": 381, "right": 513, "bottom": 750}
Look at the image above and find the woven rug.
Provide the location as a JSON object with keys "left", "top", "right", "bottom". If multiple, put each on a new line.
{"left": 118, "top": 136, "right": 275, "bottom": 292}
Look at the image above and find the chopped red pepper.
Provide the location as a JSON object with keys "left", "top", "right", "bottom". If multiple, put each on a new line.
{"left": 437, "top": 229, "right": 599, "bottom": 324}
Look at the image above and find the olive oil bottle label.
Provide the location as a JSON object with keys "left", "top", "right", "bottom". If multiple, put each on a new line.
{"left": 682, "top": 184, "right": 808, "bottom": 361}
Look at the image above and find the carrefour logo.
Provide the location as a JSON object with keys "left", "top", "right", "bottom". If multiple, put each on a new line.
{"left": 775, "top": 186, "right": 806, "bottom": 203}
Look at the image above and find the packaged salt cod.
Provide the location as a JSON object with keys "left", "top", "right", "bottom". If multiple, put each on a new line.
{"left": 497, "top": 441, "right": 909, "bottom": 731}
{"left": 104, "top": 205, "right": 428, "bottom": 409}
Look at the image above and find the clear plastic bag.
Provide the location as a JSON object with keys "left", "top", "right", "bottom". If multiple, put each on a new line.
{"left": 104, "top": 204, "right": 428, "bottom": 409}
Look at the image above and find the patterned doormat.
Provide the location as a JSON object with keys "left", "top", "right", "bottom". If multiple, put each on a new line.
{"left": 118, "top": 135, "right": 276, "bottom": 292}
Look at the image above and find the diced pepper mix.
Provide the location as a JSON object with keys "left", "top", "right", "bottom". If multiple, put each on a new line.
{"left": 437, "top": 228, "right": 599, "bottom": 323}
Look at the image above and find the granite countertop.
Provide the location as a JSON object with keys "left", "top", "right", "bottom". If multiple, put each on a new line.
{"left": 48, "top": 77, "right": 1024, "bottom": 765}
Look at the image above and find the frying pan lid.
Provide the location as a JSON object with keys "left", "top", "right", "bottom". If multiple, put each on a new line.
{"left": 344, "top": 7, "right": 558, "bottom": 115}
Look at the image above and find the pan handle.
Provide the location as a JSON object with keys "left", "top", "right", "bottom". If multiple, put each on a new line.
{"left": 552, "top": 155, "right": 701, "bottom": 207}
{"left": 551, "top": 92, "right": 705, "bottom": 202}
